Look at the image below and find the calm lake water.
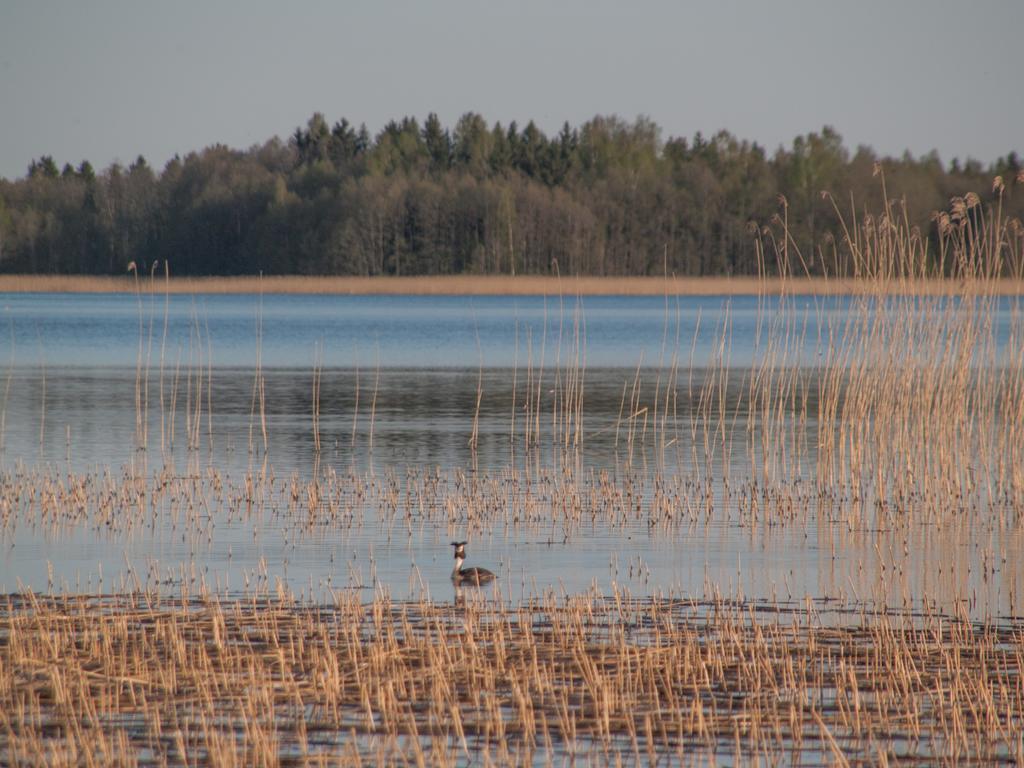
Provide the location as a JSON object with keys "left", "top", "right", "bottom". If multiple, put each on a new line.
{"left": 0, "top": 292, "right": 1020, "bottom": 620}
{"left": 0, "top": 291, "right": 827, "bottom": 368}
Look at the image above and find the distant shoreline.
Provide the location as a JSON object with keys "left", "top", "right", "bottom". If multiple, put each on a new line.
{"left": 0, "top": 274, "right": 1021, "bottom": 296}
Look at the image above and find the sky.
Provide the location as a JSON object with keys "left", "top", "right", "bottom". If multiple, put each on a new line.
{"left": 1, "top": 0, "right": 1020, "bottom": 180}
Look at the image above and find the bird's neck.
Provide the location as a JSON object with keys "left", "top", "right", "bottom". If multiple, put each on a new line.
{"left": 451, "top": 557, "right": 465, "bottom": 578}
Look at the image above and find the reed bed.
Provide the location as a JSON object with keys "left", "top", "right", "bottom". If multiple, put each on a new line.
{"left": 1, "top": 456, "right": 1019, "bottom": 621}
{"left": 2, "top": 273, "right": 1024, "bottom": 297}
{"left": 1, "top": 588, "right": 1021, "bottom": 766}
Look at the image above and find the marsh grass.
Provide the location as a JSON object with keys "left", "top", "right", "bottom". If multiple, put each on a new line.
{"left": 1, "top": 588, "right": 1021, "bottom": 765}
{"left": 312, "top": 340, "right": 324, "bottom": 454}
{"left": 2, "top": 273, "right": 1023, "bottom": 296}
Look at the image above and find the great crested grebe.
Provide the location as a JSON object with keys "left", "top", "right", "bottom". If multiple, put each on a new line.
{"left": 450, "top": 541, "right": 496, "bottom": 585}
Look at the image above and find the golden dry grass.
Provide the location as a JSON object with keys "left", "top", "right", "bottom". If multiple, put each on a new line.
{"left": 2, "top": 273, "right": 1024, "bottom": 295}
{"left": 1, "top": 590, "right": 1021, "bottom": 765}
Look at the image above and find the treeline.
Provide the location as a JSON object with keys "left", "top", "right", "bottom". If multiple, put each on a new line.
{"left": 0, "top": 113, "right": 1021, "bottom": 277}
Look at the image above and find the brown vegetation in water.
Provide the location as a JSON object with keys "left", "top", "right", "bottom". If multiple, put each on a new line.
{"left": 1, "top": 273, "right": 1024, "bottom": 295}
{"left": 1, "top": 590, "right": 1021, "bottom": 765}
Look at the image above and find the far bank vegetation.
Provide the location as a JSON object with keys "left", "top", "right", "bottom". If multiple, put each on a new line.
{"left": 0, "top": 113, "right": 1022, "bottom": 278}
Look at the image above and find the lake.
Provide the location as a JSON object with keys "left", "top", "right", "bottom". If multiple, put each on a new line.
{"left": 0, "top": 291, "right": 1020, "bottom": 621}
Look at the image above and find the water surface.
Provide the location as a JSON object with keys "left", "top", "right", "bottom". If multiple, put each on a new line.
{"left": 0, "top": 292, "right": 1019, "bottom": 621}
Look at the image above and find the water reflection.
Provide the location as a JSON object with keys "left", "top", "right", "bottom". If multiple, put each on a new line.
{"left": 2, "top": 365, "right": 794, "bottom": 473}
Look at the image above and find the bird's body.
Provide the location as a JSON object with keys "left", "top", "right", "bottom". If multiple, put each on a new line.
{"left": 450, "top": 541, "right": 496, "bottom": 585}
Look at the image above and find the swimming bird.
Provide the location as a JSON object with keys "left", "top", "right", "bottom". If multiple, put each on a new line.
{"left": 450, "top": 541, "right": 496, "bottom": 585}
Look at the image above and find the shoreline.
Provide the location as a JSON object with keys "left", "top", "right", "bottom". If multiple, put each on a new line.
{"left": 0, "top": 273, "right": 1021, "bottom": 295}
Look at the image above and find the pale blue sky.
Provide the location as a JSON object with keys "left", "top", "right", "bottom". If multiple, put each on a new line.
{"left": 1, "top": 0, "right": 1020, "bottom": 180}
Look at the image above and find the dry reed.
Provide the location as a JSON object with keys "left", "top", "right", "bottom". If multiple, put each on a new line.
{"left": 0, "top": 589, "right": 1020, "bottom": 765}
{"left": 2, "top": 273, "right": 1023, "bottom": 296}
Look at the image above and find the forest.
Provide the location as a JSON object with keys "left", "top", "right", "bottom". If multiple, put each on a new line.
{"left": 0, "top": 113, "right": 1021, "bottom": 277}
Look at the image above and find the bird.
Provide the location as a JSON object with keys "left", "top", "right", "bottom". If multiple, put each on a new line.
{"left": 450, "top": 541, "right": 496, "bottom": 585}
